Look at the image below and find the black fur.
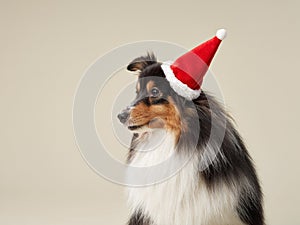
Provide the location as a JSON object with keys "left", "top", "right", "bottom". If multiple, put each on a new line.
{"left": 126, "top": 53, "right": 264, "bottom": 225}
{"left": 127, "top": 52, "right": 157, "bottom": 72}
{"left": 128, "top": 210, "right": 152, "bottom": 225}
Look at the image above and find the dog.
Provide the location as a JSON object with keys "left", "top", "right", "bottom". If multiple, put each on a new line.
{"left": 117, "top": 53, "right": 264, "bottom": 225}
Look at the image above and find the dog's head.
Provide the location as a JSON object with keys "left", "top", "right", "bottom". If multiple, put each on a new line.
{"left": 118, "top": 53, "right": 196, "bottom": 137}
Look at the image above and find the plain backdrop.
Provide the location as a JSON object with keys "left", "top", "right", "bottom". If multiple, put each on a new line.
{"left": 1, "top": 0, "right": 300, "bottom": 224}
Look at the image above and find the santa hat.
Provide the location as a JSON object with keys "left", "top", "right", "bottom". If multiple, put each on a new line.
{"left": 161, "top": 29, "right": 227, "bottom": 100}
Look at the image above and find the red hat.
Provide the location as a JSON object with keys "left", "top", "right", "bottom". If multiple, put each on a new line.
{"left": 161, "top": 29, "right": 227, "bottom": 100}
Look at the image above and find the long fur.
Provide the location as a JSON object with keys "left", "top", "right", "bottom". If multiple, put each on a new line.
{"left": 119, "top": 53, "right": 264, "bottom": 225}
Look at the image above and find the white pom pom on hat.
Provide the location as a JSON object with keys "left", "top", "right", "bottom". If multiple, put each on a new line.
{"left": 216, "top": 29, "right": 227, "bottom": 40}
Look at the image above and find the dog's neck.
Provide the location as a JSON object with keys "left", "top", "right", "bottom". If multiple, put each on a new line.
{"left": 129, "top": 129, "right": 177, "bottom": 167}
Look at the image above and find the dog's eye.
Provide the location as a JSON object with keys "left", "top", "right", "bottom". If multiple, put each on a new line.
{"left": 150, "top": 87, "right": 160, "bottom": 97}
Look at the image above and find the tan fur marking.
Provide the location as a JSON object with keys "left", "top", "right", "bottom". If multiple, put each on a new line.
{"left": 129, "top": 96, "right": 181, "bottom": 143}
{"left": 136, "top": 82, "right": 140, "bottom": 93}
{"left": 165, "top": 96, "right": 181, "bottom": 143}
{"left": 146, "top": 80, "right": 155, "bottom": 93}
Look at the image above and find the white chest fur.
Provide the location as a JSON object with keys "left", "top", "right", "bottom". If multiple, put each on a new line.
{"left": 126, "top": 130, "right": 244, "bottom": 225}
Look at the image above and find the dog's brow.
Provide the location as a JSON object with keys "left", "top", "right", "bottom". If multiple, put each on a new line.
{"left": 136, "top": 82, "right": 140, "bottom": 93}
{"left": 146, "top": 80, "right": 155, "bottom": 92}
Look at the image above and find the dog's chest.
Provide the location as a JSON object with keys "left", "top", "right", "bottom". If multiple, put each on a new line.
{"left": 126, "top": 131, "right": 243, "bottom": 225}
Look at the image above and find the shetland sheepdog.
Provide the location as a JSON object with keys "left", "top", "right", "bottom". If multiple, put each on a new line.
{"left": 118, "top": 53, "right": 264, "bottom": 225}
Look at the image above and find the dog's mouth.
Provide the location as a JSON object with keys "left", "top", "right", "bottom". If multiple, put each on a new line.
{"left": 127, "top": 118, "right": 164, "bottom": 131}
{"left": 128, "top": 123, "right": 148, "bottom": 131}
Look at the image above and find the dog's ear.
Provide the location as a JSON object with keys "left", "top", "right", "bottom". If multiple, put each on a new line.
{"left": 127, "top": 52, "right": 157, "bottom": 73}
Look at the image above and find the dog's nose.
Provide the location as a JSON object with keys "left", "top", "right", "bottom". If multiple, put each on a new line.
{"left": 118, "top": 110, "right": 129, "bottom": 124}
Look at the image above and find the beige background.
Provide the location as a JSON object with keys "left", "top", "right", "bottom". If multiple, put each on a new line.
{"left": 1, "top": 0, "right": 300, "bottom": 224}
